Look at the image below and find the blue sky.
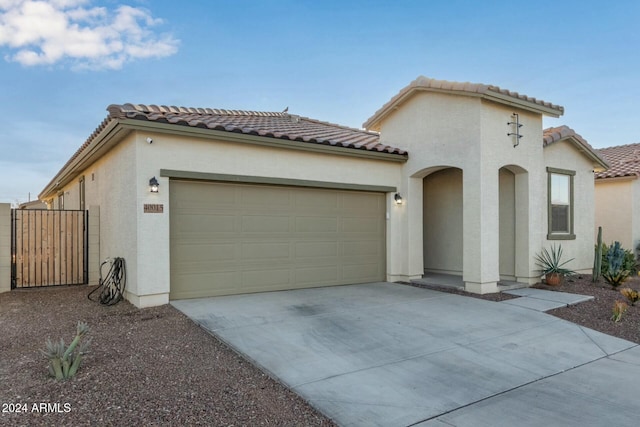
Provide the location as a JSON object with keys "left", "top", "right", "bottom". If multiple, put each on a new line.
{"left": 1, "top": 0, "right": 639, "bottom": 204}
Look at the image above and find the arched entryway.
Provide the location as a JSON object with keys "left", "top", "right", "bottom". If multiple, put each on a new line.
{"left": 423, "top": 167, "right": 463, "bottom": 276}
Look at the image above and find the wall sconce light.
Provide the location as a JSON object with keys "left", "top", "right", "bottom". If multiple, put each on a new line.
{"left": 394, "top": 193, "right": 403, "bottom": 205}
{"left": 149, "top": 177, "right": 159, "bottom": 193}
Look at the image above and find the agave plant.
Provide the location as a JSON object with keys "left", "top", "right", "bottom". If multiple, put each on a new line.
{"left": 535, "top": 244, "right": 575, "bottom": 276}
{"left": 41, "top": 321, "right": 91, "bottom": 380}
{"left": 602, "top": 242, "right": 631, "bottom": 288}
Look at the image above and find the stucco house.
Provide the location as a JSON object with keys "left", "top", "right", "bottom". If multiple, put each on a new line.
{"left": 594, "top": 143, "right": 640, "bottom": 252}
{"left": 37, "top": 76, "right": 608, "bottom": 308}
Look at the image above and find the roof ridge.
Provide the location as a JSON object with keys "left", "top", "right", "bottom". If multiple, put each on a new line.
{"left": 109, "top": 103, "right": 287, "bottom": 118}
{"left": 364, "top": 76, "right": 564, "bottom": 130}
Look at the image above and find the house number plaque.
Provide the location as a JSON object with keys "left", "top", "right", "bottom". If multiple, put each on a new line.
{"left": 144, "top": 204, "right": 164, "bottom": 213}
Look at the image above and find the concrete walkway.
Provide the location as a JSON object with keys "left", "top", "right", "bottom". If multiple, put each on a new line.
{"left": 172, "top": 283, "right": 639, "bottom": 427}
{"left": 501, "top": 287, "right": 594, "bottom": 312}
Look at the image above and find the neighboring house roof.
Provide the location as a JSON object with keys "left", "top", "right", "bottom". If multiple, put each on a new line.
{"left": 364, "top": 76, "right": 565, "bottom": 130}
{"left": 594, "top": 143, "right": 640, "bottom": 180}
{"left": 543, "top": 125, "right": 609, "bottom": 171}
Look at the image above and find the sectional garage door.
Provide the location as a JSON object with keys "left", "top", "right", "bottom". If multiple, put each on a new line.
{"left": 169, "top": 180, "right": 386, "bottom": 299}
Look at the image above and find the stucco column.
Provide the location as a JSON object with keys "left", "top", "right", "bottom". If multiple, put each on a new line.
{"left": 0, "top": 203, "right": 11, "bottom": 293}
{"left": 462, "top": 168, "right": 500, "bottom": 293}
{"left": 87, "top": 206, "right": 100, "bottom": 285}
{"left": 387, "top": 178, "right": 423, "bottom": 282}
{"left": 134, "top": 174, "right": 171, "bottom": 307}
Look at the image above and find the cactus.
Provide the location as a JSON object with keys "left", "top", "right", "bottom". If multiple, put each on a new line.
{"left": 593, "top": 226, "right": 603, "bottom": 282}
{"left": 41, "top": 321, "right": 91, "bottom": 380}
{"left": 602, "top": 241, "right": 631, "bottom": 288}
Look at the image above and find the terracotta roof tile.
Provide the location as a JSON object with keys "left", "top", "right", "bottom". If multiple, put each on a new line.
{"left": 364, "top": 76, "right": 564, "bottom": 129}
{"left": 595, "top": 143, "right": 640, "bottom": 179}
{"left": 108, "top": 103, "right": 406, "bottom": 156}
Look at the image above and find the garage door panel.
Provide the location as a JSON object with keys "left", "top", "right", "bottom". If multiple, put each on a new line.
{"left": 341, "top": 217, "right": 381, "bottom": 233}
{"left": 241, "top": 242, "right": 290, "bottom": 260}
{"left": 343, "top": 263, "right": 383, "bottom": 281}
{"left": 174, "top": 214, "right": 237, "bottom": 234}
{"left": 173, "top": 242, "right": 237, "bottom": 262}
{"left": 295, "top": 216, "right": 338, "bottom": 232}
{"left": 295, "top": 191, "right": 338, "bottom": 209}
{"left": 342, "top": 193, "right": 382, "bottom": 211}
{"left": 241, "top": 268, "right": 291, "bottom": 288}
{"left": 170, "top": 180, "right": 385, "bottom": 299}
{"left": 295, "top": 241, "right": 339, "bottom": 258}
{"left": 241, "top": 215, "right": 290, "bottom": 232}
{"left": 241, "top": 186, "right": 290, "bottom": 206}
{"left": 295, "top": 266, "right": 339, "bottom": 284}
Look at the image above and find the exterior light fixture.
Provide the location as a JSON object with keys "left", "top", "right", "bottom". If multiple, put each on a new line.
{"left": 394, "top": 193, "right": 403, "bottom": 205}
{"left": 507, "top": 112, "right": 523, "bottom": 147}
{"left": 149, "top": 177, "right": 159, "bottom": 193}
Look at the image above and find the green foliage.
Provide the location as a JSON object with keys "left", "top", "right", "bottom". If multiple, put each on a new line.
{"left": 611, "top": 300, "right": 629, "bottom": 323}
{"left": 620, "top": 288, "right": 640, "bottom": 306}
{"left": 535, "top": 244, "right": 575, "bottom": 276}
{"left": 592, "top": 227, "right": 603, "bottom": 282}
{"left": 601, "top": 241, "right": 632, "bottom": 288}
{"left": 41, "top": 321, "right": 91, "bottom": 380}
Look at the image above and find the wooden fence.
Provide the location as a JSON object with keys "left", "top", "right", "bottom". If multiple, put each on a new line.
{"left": 11, "top": 209, "right": 88, "bottom": 288}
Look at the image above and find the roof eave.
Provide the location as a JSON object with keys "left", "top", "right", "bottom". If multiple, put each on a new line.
{"left": 39, "top": 117, "right": 408, "bottom": 199}
{"left": 39, "top": 119, "right": 129, "bottom": 199}
{"left": 562, "top": 135, "right": 610, "bottom": 171}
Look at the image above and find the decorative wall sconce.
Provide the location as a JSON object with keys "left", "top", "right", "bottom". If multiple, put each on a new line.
{"left": 149, "top": 177, "right": 159, "bottom": 193}
{"left": 507, "top": 112, "right": 523, "bottom": 147}
{"left": 394, "top": 193, "right": 403, "bottom": 205}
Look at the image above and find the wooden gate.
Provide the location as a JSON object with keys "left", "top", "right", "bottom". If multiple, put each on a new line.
{"left": 11, "top": 209, "right": 88, "bottom": 288}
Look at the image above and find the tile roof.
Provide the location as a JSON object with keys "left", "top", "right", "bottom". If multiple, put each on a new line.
{"left": 364, "top": 76, "right": 564, "bottom": 130}
{"left": 594, "top": 143, "right": 640, "bottom": 179}
{"left": 543, "top": 125, "right": 609, "bottom": 170}
{"left": 107, "top": 103, "right": 407, "bottom": 156}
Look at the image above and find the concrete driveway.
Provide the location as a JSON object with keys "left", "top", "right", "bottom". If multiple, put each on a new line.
{"left": 172, "top": 282, "right": 640, "bottom": 427}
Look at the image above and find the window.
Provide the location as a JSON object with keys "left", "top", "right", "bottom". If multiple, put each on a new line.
{"left": 547, "top": 167, "right": 575, "bottom": 239}
{"left": 57, "top": 192, "right": 64, "bottom": 210}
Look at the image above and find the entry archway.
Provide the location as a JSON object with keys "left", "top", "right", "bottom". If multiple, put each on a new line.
{"left": 422, "top": 167, "right": 463, "bottom": 275}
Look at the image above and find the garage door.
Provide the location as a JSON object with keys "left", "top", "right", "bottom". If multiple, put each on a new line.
{"left": 169, "top": 180, "right": 386, "bottom": 299}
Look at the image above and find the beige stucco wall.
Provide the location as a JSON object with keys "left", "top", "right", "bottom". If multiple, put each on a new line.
{"left": 0, "top": 203, "right": 10, "bottom": 293}
{"left": 595, "top": 178, "right": 635, "bottom": 250}
{"left": 543, "top": 141, "right": 599, "bottom": 273}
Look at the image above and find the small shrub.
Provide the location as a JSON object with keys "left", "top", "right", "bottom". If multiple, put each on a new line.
{"left": 611, "top": 301, "right": 629, "bottom": 323}
{"left": 41, "top": 321, "right": 91, "bottom": 380}
{"left": 620, "top": 288, "right": 640, "bottom": 306}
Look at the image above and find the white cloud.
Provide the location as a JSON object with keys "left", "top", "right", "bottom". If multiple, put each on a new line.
{"left": 0, "top": 0, "right": 179, "bottom": 69}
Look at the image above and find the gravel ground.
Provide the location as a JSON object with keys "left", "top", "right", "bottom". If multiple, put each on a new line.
{"left": 0, "top": 285, "right": 335, "bottom": 426}
{"left": 2, "top": 277, "right": 638, "bottom": 426}
{"left": 535, "top": 274, "right": 640, "bottom": 344}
